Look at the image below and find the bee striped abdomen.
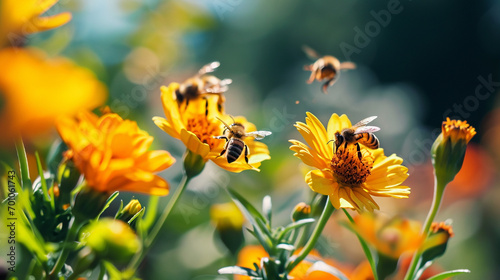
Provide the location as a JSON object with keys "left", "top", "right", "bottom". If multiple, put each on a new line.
{"left": 356, "top": 133, "right": 379, "bottom": 149}
{"left": 227, "top": 138, "right": 245, "bottom": 163}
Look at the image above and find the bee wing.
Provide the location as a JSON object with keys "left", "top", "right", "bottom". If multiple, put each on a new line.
{"left": 199, "top": 61, "right": 220, "bottom": 75}
{"left": 220, "top": 78, "right": 232, "bottom": 86}
{"left": 302, "top": 45, "right": 320, "bottom": 59}
{"left": 354, "top": 126, "right": 380, "bottom": 134}
{"left": 352, "top": 116, "right": 377, "bottom": 128}
{"left": 339, "top": 61, "right": 356, "bottom": 70}
{"left": 245, "top": 131, "right": 272, "bottom": 140}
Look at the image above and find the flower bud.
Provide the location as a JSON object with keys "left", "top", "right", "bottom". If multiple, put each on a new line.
{"left": 72, "top": 186, "right": 109, "bottom": 221}
{"left": 116, "top": 199, "right": 142, "bottom": 223}
{"left": 57, "top": 159, "right": 81, "bottom": 207}
{"left": 183, "top": 149, "right": 206, "bottom": 178}
{"left": 80, "top": 218, "right": 141, "bottom": 263}
{"left": 210, "top": 202, "right": 245, "bottom": 255}
{"left": 291, "top": 202, "right": 311, "bottom": 222}
{"left": 431, "top": 118, "right": 476, "bottom": 186}
{"left": 421, "top": 221, "right": 454, "bottom": 262}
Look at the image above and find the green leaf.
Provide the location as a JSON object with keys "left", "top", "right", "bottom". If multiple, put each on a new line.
{"left": 15, "top": 138, "right": 32, "bottom": 191}
{"left": 283, "top": 218, "right": 315, "bottom": 235}
{"left": 227, "top": 188, "right": 267, "bottom": 225}
{"left": 218, "top": 266, "right": 259, "bottom": 277}
{"left": 307, "top": 261, "right": 350, "bottom": 280}
{"left": 262, "top": 195, "right": 272, "bottom": 225}
{"left": 114, "top": 200, "right": 124, "bottom": 219}
{"left": 426, "top": 269, "right": 471, "bottom": 280}
{"left": 35, "top": 152, "right": 55, "bottom": 210}
{"left": 342, "top": 209, "right": 379, "bottom": 280}
{"left": 97, "top": 191, "right": 119, "bottom": 220}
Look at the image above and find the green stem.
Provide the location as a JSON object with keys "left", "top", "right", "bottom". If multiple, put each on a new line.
{"left": 286, "top": 198, "right": 335, "bottom": 272}
{"left": 126, "top": 174, "right": 192, "bottom": 273}
{"left": 404, "top": 178, "right": 446, "bottom": 280}
{"left": 343, "top": 209, "right": 379, "bottom": 280}
{"left": 49, "top": 217, "right": 84, "bottom": 279}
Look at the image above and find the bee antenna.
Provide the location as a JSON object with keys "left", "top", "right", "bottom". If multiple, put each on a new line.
{"left": 215, "top": 116, "right": 231, "bottom": 130}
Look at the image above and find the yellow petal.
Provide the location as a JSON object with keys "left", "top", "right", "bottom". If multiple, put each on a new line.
{"left": 180, "top": 129, "right": 211, "bottom": 158}
{"left": 305, "top": 112, "right": 332, "bottom": 159}
{"left": 136, "top": 150, "right": 176, "bottom": 172}
{"left": 31, "top": 12, "right": 72, "bottom": 33}
{"left": 305, "top": 170, "right": 337, "bottom": 195}
{"left": 326, "top": 113, "right": 352, "bottom": 141}
{"left": 289, "top": 140, "right": 329, "bottom": 170}
{"left": 153, "top": 116, "right": 181, "bottom": 139}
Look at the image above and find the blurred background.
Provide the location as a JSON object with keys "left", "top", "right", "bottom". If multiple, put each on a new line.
{"left": 4, "top": 0, "right": 500, "bottom": 279}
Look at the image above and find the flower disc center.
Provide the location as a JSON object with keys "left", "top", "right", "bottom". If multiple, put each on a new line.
{"left": 186, "top": 115, "right": 221, "bottom": 149}
{"left": 330, "top": 144, "right": 374, "bottom": 185}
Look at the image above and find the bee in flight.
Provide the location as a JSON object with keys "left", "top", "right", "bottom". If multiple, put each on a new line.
{"left": 175, "top": 61, "right": 232, "bottom": 112}
{"left": 214, "top": 117, "right": 272, "bottom": 164}
{"left": 330, "top": 116, "right": 380, "bottom": 159}
{"left": 303, "top": 46, "right": 356, "bottom": 94}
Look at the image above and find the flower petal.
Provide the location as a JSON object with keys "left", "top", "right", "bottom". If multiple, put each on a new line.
{"left": 180, "top": 129, "right": 211, "bottom": 158}
{"left": 305, "top": 170, "right": 337, "bottom": 195}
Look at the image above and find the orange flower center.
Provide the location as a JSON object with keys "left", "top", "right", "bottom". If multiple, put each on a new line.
{"left": 430, "top": 222, "right": 454, "bottom": 237}
{"left": 186, "top": 115, "right": 221, "bottom": 149}
{"left": 330, "top": 144, "right": 374, "bottom": 185}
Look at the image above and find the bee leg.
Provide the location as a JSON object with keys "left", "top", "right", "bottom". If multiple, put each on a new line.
{"left": 213, "top": 137, "right": 229, "bottom": 159}
{"left": 322, "top": 78, "right": 336, "bottom": 94}
{"left": 306, "top": 69, "right": 316, "bottom": 84}
{"left": 244, "top": 144, "right": 249, "bottom": 164}
{"left": 356, "top": 143, "right": 362, "bottom": 160}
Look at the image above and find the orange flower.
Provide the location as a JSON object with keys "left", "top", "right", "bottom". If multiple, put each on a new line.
{"left": 349, "top": 213, "right": 424, "bottom": 259}
{"left": 431, "top": 118, "right": 477, "bottom": 186}
{"left": 235, "top": 245, "right": 351, "bottom": 280}
{"left": 0, "top": 0, "right": 72, "bottom": 47}
{"left": 153, "top": 83, "right": 270, "bottom": 172}
{"left": 290, "top": 112, "right": 410, "bottom": 212}
{"left": 0, "top": 48, "right": 106, "bottom": 145}
{"left": 441, "top": 118, "right": 476, "bottom": 145}
{"left": 57, "top": 111, "right": 175, "bottom": 196}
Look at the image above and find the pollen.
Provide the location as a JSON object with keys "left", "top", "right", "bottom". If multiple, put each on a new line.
{"left": 186, "top": 115, "right": 222, "bottom": 149}
{"left": 330, "top": 144, "right": 374, "bottom": 185}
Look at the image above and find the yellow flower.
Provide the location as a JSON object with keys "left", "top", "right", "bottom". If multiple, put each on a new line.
{"left": 0, "top": 48, "right": 106, "bottom": 145}
{"left": 0, "top": 0, "right": 72, "bottom": 47}
{"left": 153, "top": 82, "right": 270, "bottom": 172}
{"left": 210, "top": 202, "right": 245, "bottom": 231}
{"left": 349, "top": 213, "right": 424, "bottom": 259}
{"left": 57, "top": 111, "right": 175, "bottom": 196}
{"left": 290, "top": 112, "right": 410, "bottom": 212}
{"left": 431, "top": 118, "right": 476, "bottom": 186}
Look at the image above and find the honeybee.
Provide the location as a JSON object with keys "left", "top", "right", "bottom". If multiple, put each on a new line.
{"left": 213, "top": 117, "right": 272, "bottom": 163}
{"left": 330, "top": 116, "right": 380, "bottom": 159}
{"left": 175, "top": 61, "right": 232, "bottom": 112}
{"left": 303, "top": 46, "right": 356, "bottom": 94}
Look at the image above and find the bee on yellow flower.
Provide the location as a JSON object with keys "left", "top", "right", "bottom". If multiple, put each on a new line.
{"left": 153, "top": 82, "right": 270, "bottom": 173}
{"left": 289, "top": 112, "right": 410, "bottom": 212}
